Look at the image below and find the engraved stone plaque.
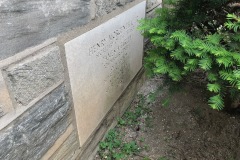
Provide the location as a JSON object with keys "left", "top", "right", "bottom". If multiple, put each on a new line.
{"left": 65, "top": 1, "right": 146, "bottom": 145}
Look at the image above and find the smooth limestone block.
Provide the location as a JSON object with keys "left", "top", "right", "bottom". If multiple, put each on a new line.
{"left": 65, "top": 1, "right": 146, "bottom": 146}
{"left": 4, "top": 45, "right": 64, "bottom": 106}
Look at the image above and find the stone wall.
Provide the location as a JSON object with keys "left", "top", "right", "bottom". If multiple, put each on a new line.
{"left": 146, "top": 0, "right": 162, "bottom": 17}
{"left": 0, "top": 0, "right": 90, "bottom": 61}
{"left": 0, "top": 39, "right": 70, "bottom": 159}
{"left": 0, "top": 85, "right": 70, "bottom": 160}
{"left": 0, "top": 0, "right": 161, "bottom": 159}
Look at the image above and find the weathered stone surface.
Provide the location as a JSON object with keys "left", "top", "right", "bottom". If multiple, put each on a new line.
{"left": 0, "top": 72, "right": 13, "bottom": 118}
{"left": 0, "top": 85, "right": 71, "bottom": 160}
{"left": 0, "top": 106, "right": 4, "bottom": 118}
{"left": 95, "top": 0, "right": 134, "bottom": 17}
{"left": 49, "top": 130, "right": 80, "bottom": 160}
{"left": 4, "top": 45, "right": 64, "bottom": 106}
{"left": 0, "top": 0, "right": 90, "bottom": 60}
{"left": 146, "top": 0, "right": 162, "bottom": 9}
{"left": 65, "top": 1, "right": 145, "bottom": 146}
{"left": 77, "top": 68, "right": 145, "bottom": 160}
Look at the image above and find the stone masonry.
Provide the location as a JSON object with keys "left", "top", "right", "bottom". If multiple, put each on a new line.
{"left": 4, "top": 45, "right": 64, "bottom": 106}
{"left": 0, "top": 0, "right": 90, "bottom": 60}
{"left": 0, "top": 0, "right": 161, "bottom": 159}
{"left": 0, "top": 85, "right": 71, "bottom": 160}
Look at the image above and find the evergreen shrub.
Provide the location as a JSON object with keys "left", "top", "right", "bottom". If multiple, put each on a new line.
{"left": 138, "top": 0, "right": 240, "bottom": 110}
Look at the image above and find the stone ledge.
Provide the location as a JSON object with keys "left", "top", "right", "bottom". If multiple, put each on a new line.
{"left": 49, "top": 130, "right": 80, "bottom": 160}
{"left": 0, "top": 80, "right": 63, "bottom": 131}
{"left": 0, "top": 38, "right": 56, "bottom": 69}
{"left": 41, "top": 124, "right": 74, "bottom": 160}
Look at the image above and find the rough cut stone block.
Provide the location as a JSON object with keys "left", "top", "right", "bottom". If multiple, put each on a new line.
{"left": 146, "top": 0, "right": 162, "bottom": 9}
{"left": 65, "top": 1, "right": 146, "bottom": 146}
{"left": 4, "top": 45, "right": 64, "bottom": 106}
{"left": 95, "top": 0, "right": 135, "bottom": 17}
{"left": 0, "top": 0, "right": 90, "bottom": 60}
{"left": 0, "top": 72, "right": 13, "bottom": 118}
{"left": 0, "top": 85, "right": 71, "bottom": 160}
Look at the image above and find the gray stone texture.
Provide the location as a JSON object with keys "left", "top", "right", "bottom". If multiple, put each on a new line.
{"left": 0, "top": 85, "right": 71, "bottom": 160}
{"left": 95, "top": 0, "right": 134, "bottom": 17}
{"left": 146, "top": 0, "right": 161, "bottom": 9}
{"left": 4, "top": 45, "right": 64, "bottom": 106}
{"left": 49, "top": 131, "right": 80, "bottom": 160}
{"left": 0, "top": 0, "right": 90, "bottom": 60}
{"left": 0, "top": 105, "right": 4, "bottom": 118}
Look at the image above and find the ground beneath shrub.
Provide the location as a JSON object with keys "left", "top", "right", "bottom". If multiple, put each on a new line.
{"left": 96, "top": 76, "right": 240, "bottom": 160}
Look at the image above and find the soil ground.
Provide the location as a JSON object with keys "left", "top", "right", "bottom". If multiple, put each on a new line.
{"left": 95, "top": 76, "right": 240, "bottom": 160}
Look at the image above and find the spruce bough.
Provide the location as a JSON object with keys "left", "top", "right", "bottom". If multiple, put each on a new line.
{"left": 138, "top": 0, "right": 240, "bottom": 110}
